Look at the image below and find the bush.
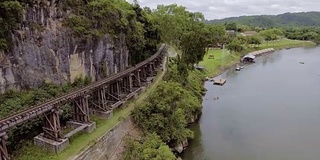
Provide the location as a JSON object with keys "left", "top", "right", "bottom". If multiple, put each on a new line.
{"left": 123, "top": 133, "right": 176, "bottom": 160}
{"left": 132, "top": 80, "right": 202, "bottom": 145}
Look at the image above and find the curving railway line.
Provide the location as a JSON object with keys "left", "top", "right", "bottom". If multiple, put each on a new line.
{"left": 0, "top": 44, "right": 167, "bottom": 159}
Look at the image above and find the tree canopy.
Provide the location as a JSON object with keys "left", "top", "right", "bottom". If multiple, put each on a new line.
{"left": 132, "top": 81, "right": 202, "bottom": 145}
{"left": 284, "top": 27, "right": 320, "bottom": 44}
{"left": 0, "top": 0, "right": 23, "bottom": 50}
{"left": 123, "top": 134, "right": 176, "bottom": 160}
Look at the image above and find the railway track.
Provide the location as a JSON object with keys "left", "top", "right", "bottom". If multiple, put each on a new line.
{"left": 0, "top": 44, "right": 166, "bottom": 132}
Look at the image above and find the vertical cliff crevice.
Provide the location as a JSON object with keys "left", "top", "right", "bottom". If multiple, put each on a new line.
{"left": 0, "top": 0, "right": 130, "bottom": 93}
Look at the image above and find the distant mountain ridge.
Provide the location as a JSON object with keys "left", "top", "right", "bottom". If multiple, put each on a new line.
{"left": 206, "top": 12, "right": 320, "bottom": 28}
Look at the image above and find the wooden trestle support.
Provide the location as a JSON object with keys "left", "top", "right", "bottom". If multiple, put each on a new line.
{"left": 0, "top": 132, "right": 9, "bottom": 160}
{"left": 42, "top": 108, "right": 62, "bottom": 141}
{"left": 0, "top": 44, "right": 166, "bottom": 156}
{"left": 72, "top": 96, "right": 90, "bottom": 123}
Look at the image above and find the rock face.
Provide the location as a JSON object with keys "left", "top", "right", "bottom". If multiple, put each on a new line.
{"left": 174, "top": 139, "right": 189, "bottom": 153}
{"left": 0, "top": 0, "right": 129, "bottom": 93}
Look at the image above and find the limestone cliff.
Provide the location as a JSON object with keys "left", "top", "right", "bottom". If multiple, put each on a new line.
{"left": 0, "top": 0, "right": 129, "bottom": 93}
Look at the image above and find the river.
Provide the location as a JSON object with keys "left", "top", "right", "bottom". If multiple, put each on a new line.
{"left": 181, "top": 47, "right": 320, "bottom": 160}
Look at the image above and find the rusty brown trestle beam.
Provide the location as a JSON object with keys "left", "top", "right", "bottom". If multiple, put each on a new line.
{"left": 0, "top": 44, "right": 167, "bottom": 158}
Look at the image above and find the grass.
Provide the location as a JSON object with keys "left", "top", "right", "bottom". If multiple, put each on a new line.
{"left": 15, "top": 69, "right": 166, "bottom": 160}
{"left": 200, "top": 49, "right": 240, "bottom": 77}
{"left": 252, "top": 38, "right": 315, "bottom": 50}
{"left": 201, "top": 39, "right": 316, "bottom": 77}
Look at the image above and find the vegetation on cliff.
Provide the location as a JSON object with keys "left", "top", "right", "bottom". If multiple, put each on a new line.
{"left": 123, "top": 134, "right": 176, "bottom": 160}
{"left": 0, "top": 0, "right": 23, "bottom": 50}
{"left": 123, "top": 4, "right": 209, "bottom": 158}
{"left": 64, "top": 0, "right": 161, "bottom": 64}
{"left": 132, "top": 78, "right": 203, "bottom": 144}
{"left": 124, "top": 63, "right": 205, "bottom": 158}
{"left": 1, "top": 77, "right": 91, "bottom": 152}
{"left": 0, "top": 0, "right": 161, "bottom": 65}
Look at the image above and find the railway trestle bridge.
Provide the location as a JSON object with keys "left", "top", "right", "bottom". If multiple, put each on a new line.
{"left": 0, "top": 44, "right": 168, "bottom": 159}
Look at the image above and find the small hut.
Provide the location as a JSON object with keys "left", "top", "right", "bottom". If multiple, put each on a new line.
{"left": 241, "top": 54, "right": 255, "bottom": 63}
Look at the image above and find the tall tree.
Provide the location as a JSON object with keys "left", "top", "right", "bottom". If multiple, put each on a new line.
{"left": 180, "top": 24, "right": 211, "bottom": 67}
{"left": 150, "top": 4, "right": 205, "bottom": 46}
{"left": 226, "top": 38, "right": 245, "bottom": 53}
{"left": 206, "top": 24, "right": 227, "bottom": 47}
{"left": 248, "top": 35, "right": 262, "bottom": 47}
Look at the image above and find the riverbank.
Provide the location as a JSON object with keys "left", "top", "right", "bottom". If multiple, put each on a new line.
{"left": 201, "top": 39, "right": 316, "bottom": 77}
{"left": 122, "top": 49, "right": 205, "bottom": 159}
{"left": 181, "top": 46, "right": 320, "bottom": 160}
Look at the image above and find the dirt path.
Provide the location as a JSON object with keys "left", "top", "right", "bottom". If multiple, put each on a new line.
{"left": 109, "top": 53, "right": 169, "bottom": 160}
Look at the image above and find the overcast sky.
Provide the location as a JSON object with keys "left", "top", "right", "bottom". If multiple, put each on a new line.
{"left": 127, "top": 0, "right": 320, "bottom": 20}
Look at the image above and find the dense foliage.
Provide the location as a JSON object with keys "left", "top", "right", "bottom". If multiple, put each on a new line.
{"left": 128, "top": 5, "right": 208, "bottom": 154}
{"left": 63, "top": 0, "right": 161, "bottom": 65}
{"left": 259, "top": 28, "right": 284, "bottom": 41}
{"left": 132, "top": 80, "right": 202, "bottom": 144}
{"left": 284, "top": 27, "right": 320, "bottom": 44}
{"left": 149, "top": 4, "right": 206, "bottom": 46}
{"left": 1, "top": 76, "right": 91, "bottom": 152}
{"left": 207, "top": 11, "right": 320, "bottom": 28}
{"left": 0, "top": 0, "right": 161, "bottom": 64}
{"left": 123, "top": 134, "right": 176, "bottom": 160}
{"left": 0, "top": 0, "right": 23, "bottom": 50}
{"left": 226, "top": 38, "right": 245, "bottom": 53}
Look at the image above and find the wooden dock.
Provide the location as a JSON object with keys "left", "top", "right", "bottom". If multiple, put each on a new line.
{"left": 213, "top": 78, "right": 227, "bottom": 85}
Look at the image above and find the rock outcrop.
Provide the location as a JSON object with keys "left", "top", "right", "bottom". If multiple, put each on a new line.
{"left": 174, "top": 139, "right": 189, "bottom": 153}
{"left": 0, "top": 0, "right": 129, "bottom": 93}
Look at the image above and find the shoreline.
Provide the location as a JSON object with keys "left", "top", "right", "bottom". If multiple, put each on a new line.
{"left": 183, "top": 43, "right": 318, "bottom": 153}
{"left": 205, "top": 43, "right": 317, "bottom": 79}
{"left": 180, "top": 42, "right": 320, "bottom": 157}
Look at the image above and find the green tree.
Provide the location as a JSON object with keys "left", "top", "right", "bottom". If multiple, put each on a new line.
{"left": 0, "top": 0, "right": 23, "bottom": 50}
{"left": 123, "top": 134, "right": 176, "bottom": 160}
{"left": 302, "top": 31, "right": 318, "bottom": 40}
{"left": 63, "top": 0, "right": 162, "bottom": 65}
{"left": 226, "top": 38, "right": 245, "bottom": 53}
{"left": 129, "top": 3, "right": 161, "bottom": 64}
{"left": 179, "top": 24, "right": 210, "bottom": 67}
{"left": 150, "top": 4, "right": 205, "bottom": 46}
{"left": 248, "top": 35, "right": 262, "bottom": 47}
{"left": 236, "top": 24, "right": 253, "bottom": 32}
{"left": 259, "top": 28, "right": 284, "bottom": 41}
{"left": 225, "top": 22, "right": 237, "bottom": 31}
{"left": 234, "top": 36, "right": 248, "bottom": 44}
{"left": 132, "top": 81, "right": 202, "bottom": 144}
{"left": 206, "top": 24, "right": 227, "bottom": 47}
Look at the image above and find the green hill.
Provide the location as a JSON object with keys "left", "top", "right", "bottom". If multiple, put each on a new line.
{"left": 206, "top": 12, "right": 320, "bottom": 28}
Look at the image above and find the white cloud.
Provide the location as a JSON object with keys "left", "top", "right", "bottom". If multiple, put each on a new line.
{"left": 126, "top": 0, "right": 320, "bottom": 20}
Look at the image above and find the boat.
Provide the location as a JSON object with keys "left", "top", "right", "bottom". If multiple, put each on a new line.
{"left": 213, "top": 78, "right": 227, "bottom": 86}
{"left": 235, "top": 65, "right": 244, "bottom": 71}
